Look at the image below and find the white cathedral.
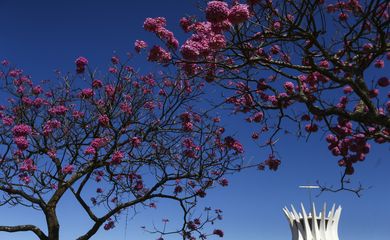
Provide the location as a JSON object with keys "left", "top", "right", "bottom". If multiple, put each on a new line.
{"left": 283, "top": 203, "right": 342, "bottom": 240}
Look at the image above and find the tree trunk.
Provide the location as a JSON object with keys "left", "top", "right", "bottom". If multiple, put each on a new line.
{"left": 45, "top": 208, "right": 60, "bottom": 240}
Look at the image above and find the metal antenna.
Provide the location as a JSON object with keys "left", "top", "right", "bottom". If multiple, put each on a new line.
{"left": 299, "top": 185, "right": 320, "bottom": 211}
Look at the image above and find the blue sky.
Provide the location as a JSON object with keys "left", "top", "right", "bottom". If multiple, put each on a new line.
{"left": 0, "top": 0, "right": 389, "bottom": 239}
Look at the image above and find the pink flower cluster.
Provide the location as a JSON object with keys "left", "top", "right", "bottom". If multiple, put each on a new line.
{"left": 20, "top": 158, "right": 37, "bottom": 172}
{"left": 91, "top": 137, "right": 108, "bottom": 149}
{"left": 205, "top": 1, "right": 230, "bottom": 23}
{"left": 98, "top": 114, "right": 110, "bottom": 127}
{"left": 2, "top": 116, "right": 14, "bottom": 126}
{"left": 224, "top": 136, "right": 244, "bottom": 154}
{"left": 43, "top": 119, "right": 61, "bottom": 136}
{"left": 80, "top": 88, "right": 94, "bottom": 99}
{"left": 144, "top": 17, "right": 178, "bottom": 49}
{"left": 148, "top": 46, "right": 172, "bottom": 64}
{"left": 213, "top": 229, "right": 224, "bottom": 238}
{"left": 134, "top": 40, "right": 148, "bottom": 53}
{"left": 205, "top": 1, "right": 250, "bottom": 25}
{"left": 62, "top": 165, "right": 74, "bottom": 174}
{"left": 131, "top": 136, "right": 142, "bottom": 147}
{"left": 12, "top": 124, "right": 32, "bottom": 150}
{"left": 75, "top": 56, "right": 88, "bottom": 74}
{"left": 14, "top": 136, "right": 29, "bottom": 150}
{"left": 111, "top": 151, "right": 124, "bottom": 165}
{"left": 12, "top": 124, "right": 32, "bottom": 137}
{"left": 143, "top": 17, "right": 166, "bottom": 32}
{"left": 263, "top": 155, "right": 281, "bottom": 171}
{"left": 48, "top": 105, "right": 69, "bottom": 115}
{"left": 104, "top": 219, "right": 115, "bottom": 231}
{"left": 180, "top": 112, "right": 194, "bottom": 132}
{"left": 228, "top": 4, "right": 250, "bottom": 25}
{"left": 327, "top": 123, "right": 373, "bottom": 175}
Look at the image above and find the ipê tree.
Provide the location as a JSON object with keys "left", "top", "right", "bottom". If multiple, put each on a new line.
{"left": 139, "top": 0, "right": 389, "bottom": 194}
{"left": 0, "top": 56, "right": 244, "bottom": 240}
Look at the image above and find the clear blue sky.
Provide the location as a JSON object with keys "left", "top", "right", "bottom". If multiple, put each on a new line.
{"left": 0, "top": 1, "right": 389, "bottom": 239}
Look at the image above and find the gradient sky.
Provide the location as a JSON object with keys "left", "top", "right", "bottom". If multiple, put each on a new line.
{"left": 0, "top": 1, "right": 389, "bottom": 240}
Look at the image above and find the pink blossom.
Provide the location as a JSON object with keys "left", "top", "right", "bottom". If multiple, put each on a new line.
{"left": 2, "top": 116, "right": 14, "bottom": 126}
{"left": 105, "top": 84, "right": 116, "bottom": 98}
{"left": 155, "top": 28, "right": 179, "bottom": 49}
{"left": 111, "top": 56, "right": 120, "bottom": 64}
{"left": 213, "top": 229, "right": 224, "bottom": 237}
{"left": 75, "top": 56, "right": 88, "bottom": 66}
{"left": 134, "top": 180, "right": 144, "bottom": 191}
{"left": 111, "top": 151, "right": 124, "bottom": 165}
{"left": 273, "top": 21, "right": 281, "bottom": 31}
{"left": 179, "top": 17, "right": 192, "bottom": 32}
{"left": 12, "top": 124, "right": 32, "bottom": 137}
{"left": 84, "top": 146, "right": 96, "bottom": 155}
{"left": 32, "top": 86, "right": 43, "bottom": 95}
{"left": 20, "top": 158, "right": 36, "bottom": 172}
{"left": 180, "top": 40, "right": 202, "bottom": 60}
{"left": 8, "top": 69, "right": 22, "bottom": 78}
{"left": 182, "top": 138, "right": 197, "bottom": 149}
{"left": 343, "top": 86, "right": 353, "bottom": 94}
{"left": 374, "top": 59, "right": 384, "bottom": 68}
{"left": 108, "top": 67, "right": 117, "bottom": 74}
{"left": 48, "top": 105, "right": 68, "bottom": 115}
{"left": 378, "top": 77, "right": 389, "bottom": 87}
{"left": 119, "top": 102, "right": 132, "bottom": 114}
{"left": 143, "top": 101, "right": 155, "bottom": 110}
{"left": 339, "top": 13, "right": 348, "bottom": 21}
{"left": 92, "top": 79, "right": 103, "bottom": 88}
{"left": 369, "top": 89, "right": 379, "bottom": 98}
{"left": 131, "top": 137, "right": 142, "bottom": 147}
{"left": 218, "top": 178, "right": 229, "bottom": 187}
{"left": 182, "top": 122, "right": 193, "bottom": 132}
{"left": 47, "top": 149, "right": 56, "bottom": 159}
{"left": 264, "top": 155, "right": 281, "bottom": 171}
{"left": 143, "top": 17, "right": 167, "bottom": 32}
{"left": 103, "top": 220, "right": 115, "bottom": 231}
{"left": 43, "top": 120, "right": 61, "bottom": 136}
{"left": 224, "top": 136, "right": 244, "bottom": 153}
{"left": 211, "top": 19, "right": 232, "bottom": 33}
{"left": 252, "top": 132, "right": 259, "bottom": 139}
{"left": 14, "top": 136, "right": 29, "bottom": 150}
{"left": 91, "top": 138, "right": 108, "bottom": 149}
{"left": 134, "top": 40, "right": 148, "bottom": 53}
{"left": 19, "top": 174, "right": 31, "bottom": 184}
{"left": 80, "top": 88, "right": 94, "bottom": 98}
{"left": 228, "top": 4, "right": 250, "bottom": 25}
{"left": 196, "top": 189, "right": 206, "bottom": 198}
{"left": 251, "top": 112, "right": 263, "bottom": 122}
{"left": 209, "top": 34, "right": 226, "bottom": 50}
{"left": 283, "top": 81, "right": 295, "bottom": 92}
{"left": 147, "top": 46, "right": 172, "bottom": 64}
{"left": 363, "top": 43, "right": 373, "bottom": 51}
{"left": 62, "top": 165, "right": 74, "bottom": 174}
{"left": 33, "top": 98, "right": 44, "bottom": 108}
{"left": 319, "top": 60, "right": 330, "bottom": 69}
{"left": 174, "top": 185, "right": 183, "bottom": 194}
{"left": 205, "top": 1, "right": 230, "bottom": 23}
{"left": 183, "top": 149, "right": 197, "bottom": 159}
{"left": 72, "top": 111, "right": 84, "bottom": 119}
{"left": 1, "top": 59, "right": 9, "bottom": 66}
{"left": 98, "top": 114, "right": 110, "bottom": 126}
{"left": 75, "top": 56, "right": 88, "bottom": 73}
{"left": 305, "top": 124, "right": 318, "bottom": 132}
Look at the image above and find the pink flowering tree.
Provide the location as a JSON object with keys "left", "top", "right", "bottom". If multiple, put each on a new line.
{"left": 0, "top": 56, "right": 244, "bottom": 240}
{"left": 140, "top": 0, "right": 389, "bottom": 194}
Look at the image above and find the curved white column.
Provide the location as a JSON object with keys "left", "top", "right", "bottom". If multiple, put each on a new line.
{"left": 283, "top": 203, "right": 342, "bottom": 240}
